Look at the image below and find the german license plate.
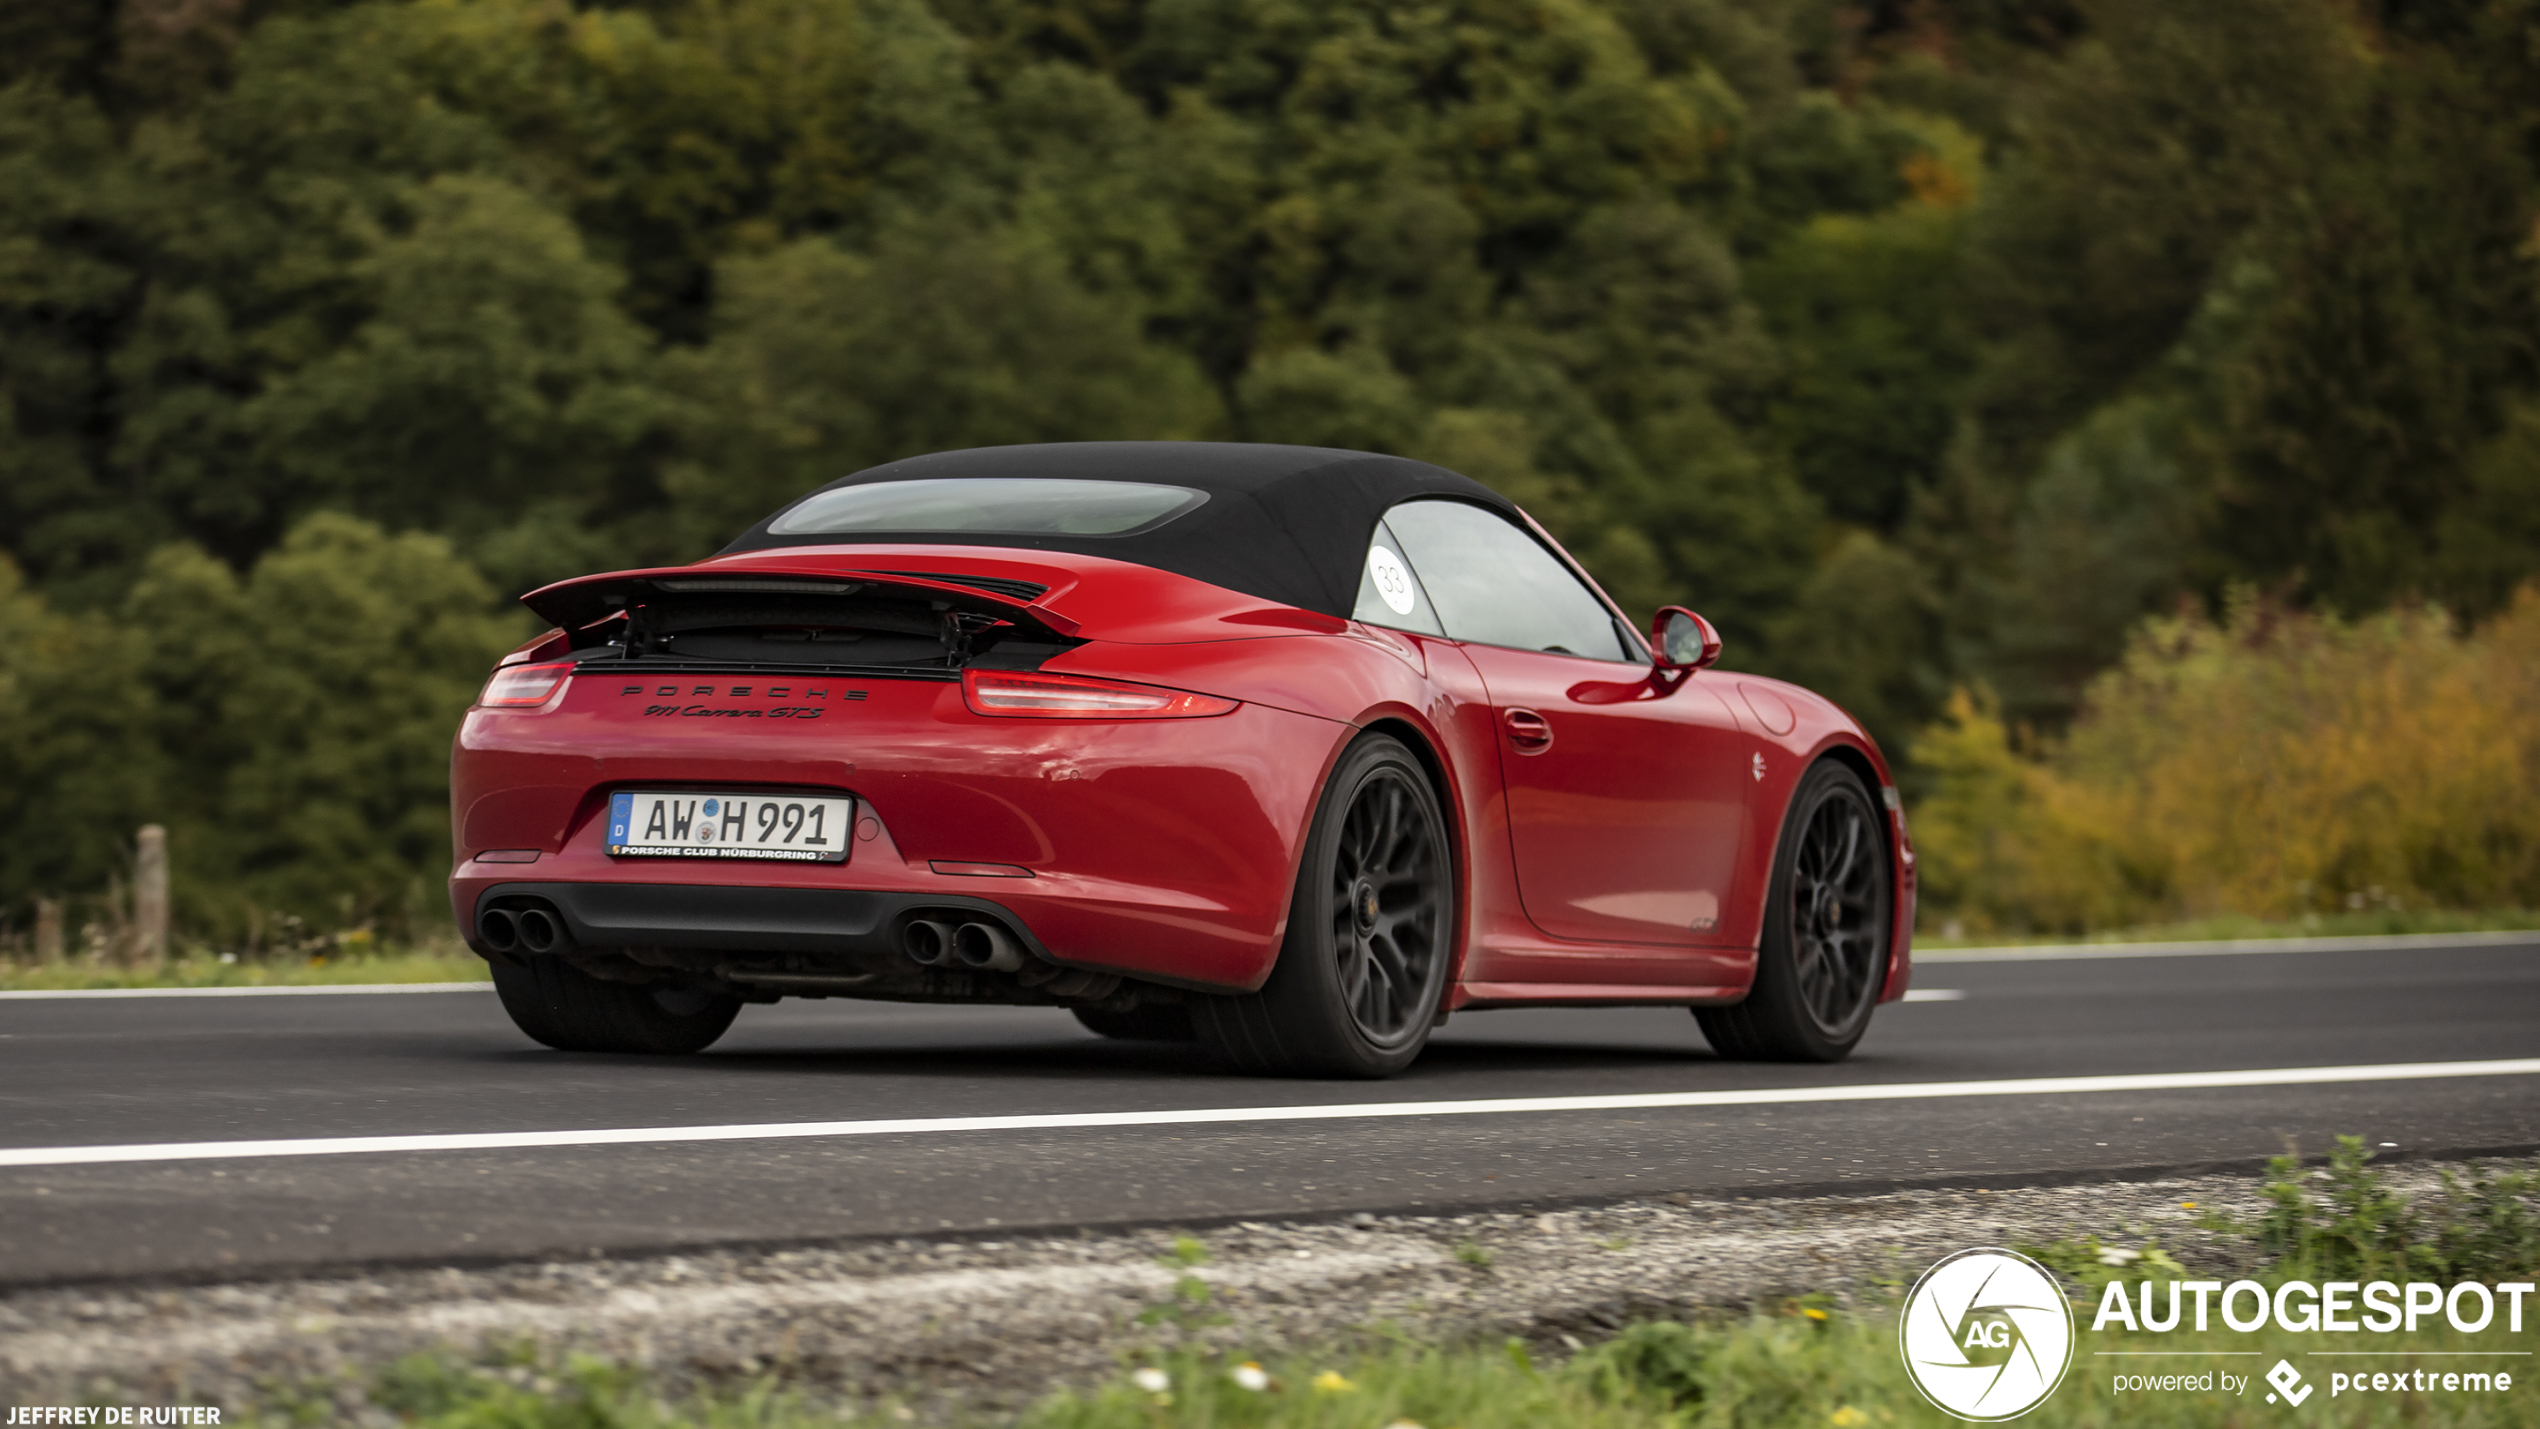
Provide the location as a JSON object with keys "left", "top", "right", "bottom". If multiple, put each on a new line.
{"left": 607, "top": 791, "right": 853, "bottom": 862}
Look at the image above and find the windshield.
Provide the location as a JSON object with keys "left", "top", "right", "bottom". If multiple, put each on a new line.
{"left": 769, "top": 478, "right": 1209, "bottom": 537}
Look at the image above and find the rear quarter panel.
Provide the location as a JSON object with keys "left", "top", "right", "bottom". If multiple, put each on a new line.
{"left": 1043, "top": 625, "right": 1488, "bottom": 985}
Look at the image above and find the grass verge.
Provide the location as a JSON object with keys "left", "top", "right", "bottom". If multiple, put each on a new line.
{"left": 262, "top": 1310, "right": 2540, "bottom": 1428}
{"left": 0, "top": 942, "right": 487, "bottom": 989}
{"left": 234, "top": 1142, "right": 2536, "bottom": 1428}
{"left": 1915, "top": 906, "right": 2540, "bottom": 949}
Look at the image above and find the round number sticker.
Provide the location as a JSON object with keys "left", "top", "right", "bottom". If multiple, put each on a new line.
{"left": 1367, "top": 546, "right": 1418, "bottom": 616}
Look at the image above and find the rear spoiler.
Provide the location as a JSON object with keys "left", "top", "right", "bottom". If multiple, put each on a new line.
{"left": 520, "top": 565, "right": 1082, "bottom": 638}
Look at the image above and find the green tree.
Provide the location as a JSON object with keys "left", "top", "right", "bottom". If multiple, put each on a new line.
{"left": 663, "top": 224, "right": 1223, "bottom": 549}
{"left": 2192, "top": 30, "right": 2540, "bottom": 616}
{"left": 0, "top": 560, "right": 163, "bottom": 920}
{"left": 1762, "top": 531, "right": 1948, "bottom": 758}
{"left": 1973, "top": 396, "right": 2203, "bottom": 726}
{"left": 1961, "top": 0, "right": 2359, "bottom": 476}
{"left": 5, "top": 0, "right": 2539, "bottom": 839}
{"left": 1748, "top": 112, "right": 1980, "bottom": 534}
{"left": 125, "top": 514, "right": 524, "bottom": 939}
{"left": 242, "top": 173, "right": 659, "bottom": 581}
{"left": 0, "top": 82, "right": 153, "bottom": 601}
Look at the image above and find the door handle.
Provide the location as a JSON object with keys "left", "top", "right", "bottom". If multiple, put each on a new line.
{"left": 1504, "top": 708, "right": 1552, "bottom": 753}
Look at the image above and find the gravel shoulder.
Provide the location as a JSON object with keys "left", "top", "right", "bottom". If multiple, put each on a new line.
{"left": 24, "top": 1154, "right": 2493, "bottom": 1418}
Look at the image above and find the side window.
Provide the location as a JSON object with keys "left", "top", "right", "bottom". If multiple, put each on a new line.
{"left": 1384, "top": 500, "right": 1636, "bottom": 662}
{"left": 1351, "top": 520, "right": 1445, "bottom": 636}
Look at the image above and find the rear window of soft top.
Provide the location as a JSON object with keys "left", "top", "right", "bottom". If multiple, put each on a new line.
{"left": 769, "top": 478, "right": 1208, "bottom": 537}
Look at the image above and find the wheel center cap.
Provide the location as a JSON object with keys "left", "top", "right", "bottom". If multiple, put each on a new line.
{"left": 1811, "top": 885, "right": 1839, "bottom": 930}
{"left": 1353, "top": 880, "right": 1380, "bottom": 931}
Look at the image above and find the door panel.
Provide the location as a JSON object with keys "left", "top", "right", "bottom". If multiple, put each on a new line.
{"left": 1368, "top": 495, "right": 1757, "bottom": 973}
{"left": 1457, "top": 644, "right": 1756, "bottom": 948}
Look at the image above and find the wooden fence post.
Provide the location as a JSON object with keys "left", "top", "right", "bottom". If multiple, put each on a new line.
{"left": 33, "top": 898, "right": 63, "bottom": 963}
{"left": 135, "top": 825, "right": 169, "bottom": 965}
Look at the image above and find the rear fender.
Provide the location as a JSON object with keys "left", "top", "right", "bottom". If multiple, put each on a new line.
{"left": 1051, "top": 631, "right": 1480, "bottom": 994}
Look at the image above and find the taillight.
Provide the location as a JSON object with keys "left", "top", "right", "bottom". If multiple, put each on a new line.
{"left": 477, "top": 662, "right": 573, "bottom": 709}
{"left": 962, "top": 668, "right": 1238, "bottom": 718}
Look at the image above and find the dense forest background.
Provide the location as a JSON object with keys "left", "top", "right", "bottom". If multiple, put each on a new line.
{"left": 3, "top": 0, "right": 2537, "bottom": 941}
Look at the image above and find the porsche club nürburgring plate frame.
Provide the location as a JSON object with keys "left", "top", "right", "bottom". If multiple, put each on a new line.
{"left": 607, "top": 791, "right": 854, "bottom": 863}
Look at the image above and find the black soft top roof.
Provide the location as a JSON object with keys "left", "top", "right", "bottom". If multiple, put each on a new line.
{"left": 715, "top": 442, "right": 1521, "bottom": 618}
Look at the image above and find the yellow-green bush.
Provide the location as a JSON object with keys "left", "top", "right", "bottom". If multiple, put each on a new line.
{"left": 1912, "top": 589, "right": 2540, "bottom": 934}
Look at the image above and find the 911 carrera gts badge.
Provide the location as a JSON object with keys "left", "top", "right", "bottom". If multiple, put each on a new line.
{"left": 1753, "top": 753, "right": 1767, "bottom": 781}
{"left": 619, "top": 683, "right": 865, "bottom": 720}
{"left": 645, "top": 704, "right": 826, "bottom": 719}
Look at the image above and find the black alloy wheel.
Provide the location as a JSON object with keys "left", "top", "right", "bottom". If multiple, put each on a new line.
{"left": 492, "top": 956, "right": 743, "bottom": 1055}
{"left": 1697, "top": 760, "right": 1892, "bottom": 1062}
{"left": 1194, "top": 733, "right": 1452, "bottom": 1077}
{"left": 1326, "top": 762, "right": 1451, "bottom": 1047}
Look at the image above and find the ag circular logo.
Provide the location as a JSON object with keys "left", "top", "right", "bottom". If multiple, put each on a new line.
{"left": 1899, "top": 1247, "right": 2075, "bottom": 1420}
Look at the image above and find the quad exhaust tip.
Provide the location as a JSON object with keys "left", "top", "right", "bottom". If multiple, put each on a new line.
{"left": 478, "top": 901, "right": 565, "bottom": 955}
{"left": 903, "top": 919, "right": 960, "bottom": 966}
{"left": 517, "top": 907, "right": 562, "bottom": 954}
{"left": 903, "top": 917, "right": 1025, "bottom": 972}
{"left": 952, "top": 921, "right": 1024, "bottom": 972}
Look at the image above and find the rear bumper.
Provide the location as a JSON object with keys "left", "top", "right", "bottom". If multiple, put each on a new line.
{"left": 449, "top": 684, "right": 1352, "bottom": 992}
{"left": 468, "top": 881, "right": 1057, "bottom": 962}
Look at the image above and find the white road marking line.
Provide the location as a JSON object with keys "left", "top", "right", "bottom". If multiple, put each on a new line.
{"left": 1901, "top": 989, "right": 1964, "bottom": 1002}
{"left": 0, "top": 983, "right": 493, "bottom": 1000}
{"left": 1918, "top": 930, "right": 2536, "bottom": 963}
{"left": 2, "top": 1058, "right": 2534, "bottom": 1170}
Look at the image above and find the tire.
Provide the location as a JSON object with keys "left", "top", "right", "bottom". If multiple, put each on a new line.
{"left": 1697, "top": 760, "right": 1892, "bottom": 1063}
{"left": 492, "top": 957, "right": 742, "bottom": 1055}
{"left": 1072, "top": 1004, "right": 1198, "bottom": 1042}
{"left": 1193, "top": 733, "right": 1453, "bottom": 1078}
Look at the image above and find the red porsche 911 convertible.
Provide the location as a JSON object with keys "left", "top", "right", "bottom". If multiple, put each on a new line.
{"left": 452, "top": 442, "right": 1913, "bottom": 1075}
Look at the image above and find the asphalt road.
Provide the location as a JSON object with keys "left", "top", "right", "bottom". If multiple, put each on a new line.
{"left": 1, "top": 934, "right": 2535, "bottom": 1286}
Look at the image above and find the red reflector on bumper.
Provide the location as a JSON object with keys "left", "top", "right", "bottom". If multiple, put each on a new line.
{"left": 473, "top": 849, "right": 541, "bottom": 864}
{"left": 928, "top": 860, "right": 1035, "bottom": 878}
{"left": 962, "top": 668, "right": 1238, "bottom": 718}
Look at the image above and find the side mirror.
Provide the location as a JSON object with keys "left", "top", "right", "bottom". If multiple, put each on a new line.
{"left": 1652, "top": 606, "right": 1721, "bottom": 671}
